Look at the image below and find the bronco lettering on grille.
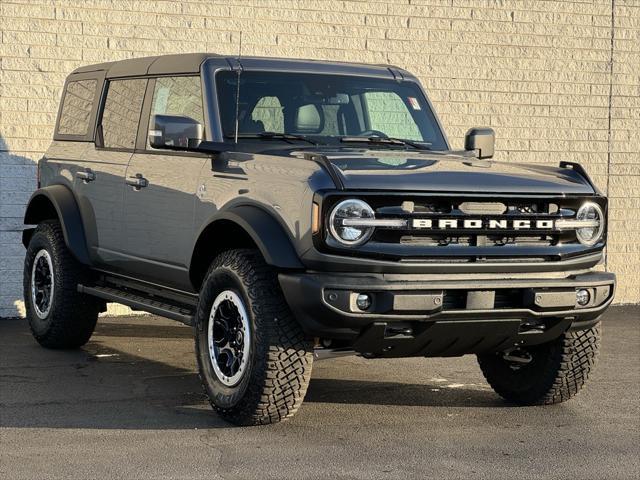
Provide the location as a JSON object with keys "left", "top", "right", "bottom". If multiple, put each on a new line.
{"left": 411, "top": 218, "right": 555, "bottom": 230}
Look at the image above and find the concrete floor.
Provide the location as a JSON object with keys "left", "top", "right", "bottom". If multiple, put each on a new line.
{"left": 1, "top": 306, "right": 638, "bottom": 480}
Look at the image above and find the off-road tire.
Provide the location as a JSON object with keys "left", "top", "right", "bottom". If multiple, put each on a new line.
{"left": 194, "top": 249, "right": 313, "bottom": 425}
{"left": 478, "top": 324, "right": 601, "bottom": 405}
{"left": 23, "top": 220, "right": 100, "bottom": 349}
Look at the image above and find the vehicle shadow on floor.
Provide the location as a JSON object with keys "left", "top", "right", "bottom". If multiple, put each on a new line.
{"left": 305, "top": 377, "right": 505, "bottom": 408}
{"left": 1, "top": 318, "right": 541, "bottom": 431}
{"left": 92, "top": 321, "right": 194, "bottom": 339}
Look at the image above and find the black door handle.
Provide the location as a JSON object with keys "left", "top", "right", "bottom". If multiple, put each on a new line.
{"left": 76, "top": 169, "right": 96, "bottom": 183}
{"left": 126, "top": 173, "right": 148, "bottom": 190}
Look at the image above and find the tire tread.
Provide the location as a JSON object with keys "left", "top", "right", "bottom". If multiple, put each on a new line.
{"left": 478, "top": 324, "right": 601, "bottom": 405}
{"left": 195, "top": 249, "right": 313, "bottom": 425}
{"left": 24, "top": 220, "right": 98, "bottom": 349}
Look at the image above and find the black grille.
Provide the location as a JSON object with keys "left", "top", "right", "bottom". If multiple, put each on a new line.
{"left": 370, "top": 198, "right": 569, "bottom": 251}
{"left": 443, "top": 289, "right": 529, "bottom": 310}
{"left": 320, "top": 193, "right": 606, "bottom": 264}
{"left": 392, "top": 233, "right": 556, "bottom": 247}
{"left": 494, "top": 289, "right": 524, "bottom": 308}
{"left": 443, "top": 290, "right": 466, "bottom": 309}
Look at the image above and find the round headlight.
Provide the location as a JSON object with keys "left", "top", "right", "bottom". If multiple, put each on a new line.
{"left": 329, "top": 199, "right": 375, "bottom": 246}
{"left": 576, "top": 202, "right": 604, "bottom": 246}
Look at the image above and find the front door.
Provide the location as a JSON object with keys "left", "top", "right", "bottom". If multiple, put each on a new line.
{"left": 122, "top": 152, "right": 207, "bottom": 289}
{"left": 121, "top": 76, "right": 208, "bottom": 290}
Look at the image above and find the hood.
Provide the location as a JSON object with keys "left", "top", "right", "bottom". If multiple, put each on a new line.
{"left": 310, "top": 149, "right": 594, "bottom": 195}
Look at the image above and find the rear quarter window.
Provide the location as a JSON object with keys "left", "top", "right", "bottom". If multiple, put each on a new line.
{"left": 57, "top": 79, "right": 98, "bottom": 136}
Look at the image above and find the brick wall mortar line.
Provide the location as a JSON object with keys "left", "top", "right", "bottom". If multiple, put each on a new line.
{"left": 605, "top": 0, "right": 616, "bottom": 271}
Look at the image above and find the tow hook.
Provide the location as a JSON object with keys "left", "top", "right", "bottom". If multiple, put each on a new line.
{"left": 502, "top": 348, "right": 533, "bottom": 368}
{"left": 520, "top": 320, "right": 546, "bottom": 333}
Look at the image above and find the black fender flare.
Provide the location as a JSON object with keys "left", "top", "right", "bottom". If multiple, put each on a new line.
{"left": 191, "top": 204, "right": 304, "bottom": 273}
{"left": 23, "top": 185, "right": 91, "bottom": 265}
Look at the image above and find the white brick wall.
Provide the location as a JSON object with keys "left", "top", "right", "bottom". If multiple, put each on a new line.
{"left": 1, "top": 0, "right": 638, "bottom": 316}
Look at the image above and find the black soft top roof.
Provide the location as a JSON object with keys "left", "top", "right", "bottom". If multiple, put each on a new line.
{"left": 71, "top": 53, "right": 215, "bottom": 77}
{"left": 70, "top": 52, "right": 411, "bottom": 80}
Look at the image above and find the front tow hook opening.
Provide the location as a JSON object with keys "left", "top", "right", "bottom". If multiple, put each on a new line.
{"left": 385, "top": 325, "right": 414, "bottom": 338}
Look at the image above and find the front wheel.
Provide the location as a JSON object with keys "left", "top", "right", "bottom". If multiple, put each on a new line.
{"left": 194, "top": 249, "right": 313, "bottom": 425}
{"left": 478, "top": 324, "right": 601, "bottom": 405}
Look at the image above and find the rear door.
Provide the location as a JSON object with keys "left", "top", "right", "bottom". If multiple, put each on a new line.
{"left": 121, "top": 76, "right": 208, "bottom": 289}
{"left": 73, "top": 77, "right": 147, "bottom": 267}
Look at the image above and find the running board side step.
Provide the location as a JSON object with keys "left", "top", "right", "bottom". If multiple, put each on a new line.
{"left": 78, "top": 284, "right": 195, "bottom": 325}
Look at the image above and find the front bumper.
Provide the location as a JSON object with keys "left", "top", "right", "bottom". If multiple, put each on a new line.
{"left": 279, "top": 270, "right": 615, "bottom": 358}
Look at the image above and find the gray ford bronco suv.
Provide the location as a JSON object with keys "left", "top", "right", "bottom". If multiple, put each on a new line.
{"left": 23, "top": 53, "right": 615, "bottom": 425}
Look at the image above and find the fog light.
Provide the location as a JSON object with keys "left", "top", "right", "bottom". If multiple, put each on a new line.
{"left": 356, "top": 293, "right": 372, "bottom": 310}
{"left": 576, "top": 289, "right": 591, "bottom": 307}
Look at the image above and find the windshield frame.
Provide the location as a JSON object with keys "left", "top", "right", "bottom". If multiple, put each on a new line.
{"left": 204, "top": 62, "right": 450, "bottom": 150}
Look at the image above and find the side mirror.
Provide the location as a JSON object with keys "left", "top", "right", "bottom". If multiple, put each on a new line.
{"left": 464, "top": 127, "right": 495, "bottom": 159}
{"left": 148, "top": 114, "right": 204, "bottom": 150}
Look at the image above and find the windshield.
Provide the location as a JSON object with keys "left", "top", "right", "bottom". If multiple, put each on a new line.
{"left": 215, "top": 71, "right": 448, "bottom": 150}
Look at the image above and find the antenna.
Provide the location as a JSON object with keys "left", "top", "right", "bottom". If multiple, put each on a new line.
{"left": 234, "top": 31, "right": 243, "bottom": 144}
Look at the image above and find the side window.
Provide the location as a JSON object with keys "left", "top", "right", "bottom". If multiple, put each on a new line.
{"left": 148, "top": 76, "right": 205, "bottom": 149}
{"left": 251, "top": 96, "right": 283, "bottom": 133}
{"left": 57, "top": 80, "right": 97, "bottom": 136}
{"left": 101, "top": 78, "right": 146, "bottom": 150}
{"left": 364, "top": 91, "right": 422, "bottom": 140}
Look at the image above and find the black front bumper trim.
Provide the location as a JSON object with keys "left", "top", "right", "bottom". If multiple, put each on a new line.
{"left": 278, "top": 270, "right": 616, "bottom": 355}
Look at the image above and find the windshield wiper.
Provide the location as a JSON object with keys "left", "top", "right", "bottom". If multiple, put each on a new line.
{"left": 340, "top": 136, "right": 431, "bottom": 150}
{"left": 226, "top": 132, "right": 318, "bottom": 145}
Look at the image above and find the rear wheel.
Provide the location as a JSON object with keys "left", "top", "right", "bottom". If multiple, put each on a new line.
{"left": 195, "top": 249, "right": 313, "bottom": 425}
{"left": 478, "top": 324, "right": 601, "bottom": 405}
{"left": 23, "top": 220, "right": 100, "bottom": 349}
